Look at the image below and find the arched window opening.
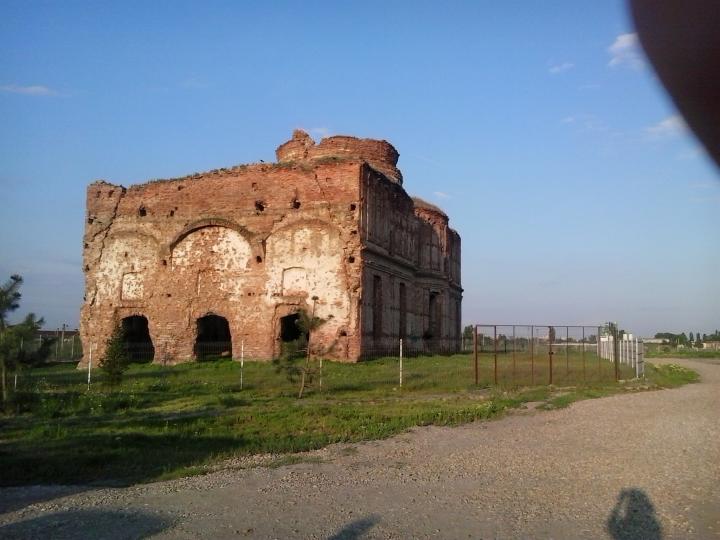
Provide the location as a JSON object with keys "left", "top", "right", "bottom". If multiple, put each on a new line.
{"left": 121, "top": 315, "right": 155, "bottom": 363}
{"left": 194, "top": 315, "right": 232, "bottom": 361}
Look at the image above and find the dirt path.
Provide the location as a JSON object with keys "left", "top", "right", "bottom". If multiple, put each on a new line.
{"left": 1, "top": 358, "right": 718, "bottom": 539}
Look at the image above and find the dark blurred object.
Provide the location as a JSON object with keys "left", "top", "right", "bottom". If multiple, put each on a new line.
{"left": 630, "top": 0, "right": 720, "bottom": 167}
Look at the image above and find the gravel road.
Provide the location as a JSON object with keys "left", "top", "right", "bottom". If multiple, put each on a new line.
{"left": 1, "top": 358, "right": 718, "bottom": 539}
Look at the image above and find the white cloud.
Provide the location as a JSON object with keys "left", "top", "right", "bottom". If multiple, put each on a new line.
{"left": 646, "top": 114, "right": 687, "bottom": 137}
{"left": 561, "top": 116, "right": 576, "bottom": 124}
{"left": 433, "top": 191, "right": 451, "bottom": 199}
{"left": 0, "top": 84, "right": 57, "bottom": 96}
{"left": 607, "top": 33, "right": 644, "bottom": 69}
{"left": 549, "top": 62, "right": 574, "bottom": 74}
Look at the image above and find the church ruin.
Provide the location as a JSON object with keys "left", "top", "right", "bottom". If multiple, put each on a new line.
{"left": 79, "top": 130, "right": 462, "bottom": 364}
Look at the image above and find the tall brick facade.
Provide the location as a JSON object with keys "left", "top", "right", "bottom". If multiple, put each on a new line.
{"left": 79, "top": 130, "right": 461, "bottom": 365}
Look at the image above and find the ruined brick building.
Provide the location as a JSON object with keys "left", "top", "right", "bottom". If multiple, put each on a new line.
{"left": 79, "top": 130, "right": 462, "bottom": 364}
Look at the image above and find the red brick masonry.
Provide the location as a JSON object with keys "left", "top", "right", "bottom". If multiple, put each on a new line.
{"left": 79, "top": 130, "right": 461, "bottom": 364}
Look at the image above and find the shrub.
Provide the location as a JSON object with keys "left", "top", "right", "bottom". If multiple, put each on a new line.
{"left": 100, "top": 324, "right": 129, "bottom": 387}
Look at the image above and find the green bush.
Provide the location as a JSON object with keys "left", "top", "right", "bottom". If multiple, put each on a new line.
{"left": 100, "top": 324, "right": 129, "bottom": 387}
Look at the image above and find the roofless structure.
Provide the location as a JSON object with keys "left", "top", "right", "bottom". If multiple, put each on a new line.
{"left": 80, "top": 130, "right": 461, "bottom": 364}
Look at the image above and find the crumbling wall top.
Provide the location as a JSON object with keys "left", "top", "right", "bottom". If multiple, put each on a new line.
{"left": 276, "top": 130, "right": 403, "bottom": 184}
{"left": 412, "top": 196, "right": 449, "bottom": 224}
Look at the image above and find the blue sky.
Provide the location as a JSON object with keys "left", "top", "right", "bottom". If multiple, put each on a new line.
{"left": 1, "top": 1, "right": 718, "bottom": 337}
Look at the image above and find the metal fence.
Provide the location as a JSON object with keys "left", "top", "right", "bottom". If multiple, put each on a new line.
{"left": 15, "top": 333, "right": 83, "bottom": 363}
{"left": 358, "top": 336, "right": 462, "bottom": 360}
{"left": 14, "top": 323, "right": 644, "bottom": 394}
{"left": 467, "top": 324, "right": 644, "bottom": 385}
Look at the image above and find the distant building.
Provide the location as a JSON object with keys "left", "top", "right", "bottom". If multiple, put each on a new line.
{"left": 643, "top": 338, "right": 669, "bottom": 345}
{"left": 702, "top": 341, "right": 720, "bottom": 351}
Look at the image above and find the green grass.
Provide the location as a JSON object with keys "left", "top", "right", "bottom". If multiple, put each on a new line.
{"left": 0, "top": 355, "right": 695, "bottom": 487}
{"left": 643, "top": 362, "right": 699, "bottom": 386}
{"left": 646, "top": 348, "right": 720, "bottom": 359}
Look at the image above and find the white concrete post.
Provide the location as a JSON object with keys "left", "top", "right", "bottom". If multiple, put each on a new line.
{"left": 87, "top": 344, "right": 93, "bottom": 391}
{"left": 638, "top": 341, "right": 645, "bottom": 377}
{"left": 633, "top": 338, "right": 637, "bottom": 375}
{"left": 15, "top": 337, "right": 23, "bottom": 390}
{"left": 240, "top": 340, "right": 244, "bottom": 390}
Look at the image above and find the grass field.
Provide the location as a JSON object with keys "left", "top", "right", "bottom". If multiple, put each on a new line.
{"left": 646, "top": 348, "right": 720, "bottom": 359}
{"left": 0, "top": 355, "right": 697, "bottom": 487}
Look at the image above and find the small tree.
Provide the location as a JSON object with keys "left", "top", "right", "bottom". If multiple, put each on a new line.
{"left": 100, "top": 324, "right": 129, "bottom": 387}
{"left": 273, "top": 306, "right": 326, "bottom": 398}
{"left": 0, "top": 275, "right": 44, "bottom": 405}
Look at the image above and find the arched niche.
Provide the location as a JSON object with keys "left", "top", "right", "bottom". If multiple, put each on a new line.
{"left": 265, "top": 220, "right": 350, "bottom": 336}
{"left": 170, "top": 224, "right": 253, "bottom": 298}
{"left": 94, "top": 232, "right": 159, "bottom": 303}
{"left": 168, "top": 218, "right": 253, "bottom": 253}
{"left": 171, "top": 225, "right": 252, "bottom": 272}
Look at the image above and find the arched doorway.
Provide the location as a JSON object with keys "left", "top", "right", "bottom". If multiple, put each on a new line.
{"left": 194, "top": 314, "right": 232, "bottom": 360}
{"left": 278, "top": 313, "right": 308, "bottom": 359}
{"left": 121, "top": 315, "right": 155, "bottom": 363}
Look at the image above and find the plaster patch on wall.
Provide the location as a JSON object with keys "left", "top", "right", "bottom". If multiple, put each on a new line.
{"left": 282, "top": 267, "right": 308, "bottom": 296}
{"left": 172, "top": 226, "right": 251, "bottom": 296}
{"left": 172, "top": 226, "right": 251, "bottom": 271}
{"left": 267, "top": 223, "right": 350, "bottom": 337}
{"left": 95, "top": 235, "right": 156, "bottom": 303}
{"left": 121, "top": 272, "right": 144, "bottom": 300}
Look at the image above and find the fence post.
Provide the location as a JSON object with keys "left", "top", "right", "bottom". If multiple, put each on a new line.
{"left": 633, "top": 336, "right": 638, "bottom": 373}
{"left": 399, "top": 338, "right": 403, "bottom": 388}
{"left": 473, "top": 326, "right": 478, "bottom": 386}
{"left": 612, "top": 324, "right": 620, "bottom": 382}
{"left": 15, "top": 337, "right": 23, "bottom": 390}
{"left": 530, "top": 325, "right": 535, "bottom": 386}
{"left": 565, "top": 326, "right": 569, "bottom": 377}
{"left": 596, "top": 327, "right": 601, "bottom": 357}
{"left": 493, "top": 325, "right": 498, "bottom": 386}
{"left": 548, "top": 326, "right": 554, "bottom": 386}
{"left": 87, "top": 344, "right": 93, "bottom": 391}
{"left": 240, "top": 340, "right": 244, "bottom": 390}
{"left": 582, "top": 327, "right": 586, "bottom": 382}
{"left": 512, "top": 325, "right": 516, "bottom": 385}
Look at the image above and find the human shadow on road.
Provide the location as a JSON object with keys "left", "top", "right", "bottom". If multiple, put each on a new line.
{"left": 328, "top": 514, "right": 380, "bottom": 540}
{"left": 0, "top": 508, "right": 172, "bottom": 539}
{"left": 607, "top": 488, "right": 662, "bottom": 540}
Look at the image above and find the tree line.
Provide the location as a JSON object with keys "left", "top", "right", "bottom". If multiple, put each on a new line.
{"left": 654, "top": 331, "right": 719, "bottom": 347}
